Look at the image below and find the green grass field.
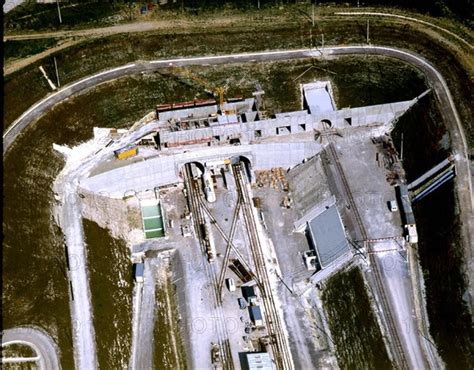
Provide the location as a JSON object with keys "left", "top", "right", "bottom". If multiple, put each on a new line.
{"left": 83, "top": 219, "right": 133, "bottom": 370}
{"left": 322, "top": 267, "right": 393, "bottom": 370}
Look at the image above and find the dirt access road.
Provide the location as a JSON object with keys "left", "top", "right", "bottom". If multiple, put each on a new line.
{"left": 4, "top": 10, "right": 473, "bottom": 76}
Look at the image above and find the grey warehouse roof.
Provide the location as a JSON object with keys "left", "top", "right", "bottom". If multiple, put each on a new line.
{"left": 307, "top": 204, "right": 349, "bottom": 268}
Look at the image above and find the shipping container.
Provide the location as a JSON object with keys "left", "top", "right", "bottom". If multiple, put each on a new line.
{"left": 114, "top": 145, "right": 138, "bottom": 160}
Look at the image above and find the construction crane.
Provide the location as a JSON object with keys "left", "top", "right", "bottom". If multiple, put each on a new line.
{"left": 168, "top": 64, "right": 226, "bottom": 112}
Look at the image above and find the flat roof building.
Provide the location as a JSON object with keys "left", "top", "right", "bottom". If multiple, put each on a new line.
{"left": 307, "top": 204, "right": 349, "bottom": 268}
{"left": 249, "top": 305, "right": 263, "bottom": 327}
{"left": 242, "top": 352, "right": 273, "bottom": 370}
{"left": 241, "top": 285, "right": 256, "bottom": 303}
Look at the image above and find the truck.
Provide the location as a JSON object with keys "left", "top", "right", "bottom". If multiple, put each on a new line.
{"left": 249, "top": 305, "right": 264, "bottom": 327}
{"left": 388, "top": 200, "right": 398, "bottom": 212}
{"left": 211, "top": 343, "right": 222, "bottom": 369}
{"left": 226, "top": 278, "right": 236, "bottom": 292}
{"left": 405, "top": 224, "right": 418, "bottom": 244}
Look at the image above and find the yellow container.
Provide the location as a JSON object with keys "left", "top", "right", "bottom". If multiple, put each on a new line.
{"left": 115, "top": 146, "right": 138, "bottom": 160}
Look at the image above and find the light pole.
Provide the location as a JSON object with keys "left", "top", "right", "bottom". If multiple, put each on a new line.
{"left": 56, "top": 0, "right": 62, "bottom": 24}
{"left": 54, "top": 56, "right": 60, "bottom": 87}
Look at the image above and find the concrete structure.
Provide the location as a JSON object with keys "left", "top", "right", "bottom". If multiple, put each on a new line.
{"left": 306, "top": 203, "right": 349, "bottom": 268}
{"left": 156, "top": 99, "right": 413, "bottom": 150}
{"left": 3, "top": 0, "right": 26, "bottom": 13}
{"left": 140, "top": 199, "right": 165, "bottom": 239}
{"left": 80, "top": 142, "right": 323, "bottom": 197}
{"left": 79, "top": 82, "right": 419, "bottom": 198}
{"left": 302, "top": 81, "right": 336, "bottom": 114}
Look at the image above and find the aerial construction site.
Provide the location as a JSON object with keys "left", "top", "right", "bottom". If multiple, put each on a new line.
{"left": 3, "top": 2, "right": 473, "bottom": 369}
{"left": 47, "top": 73, "right": 454, "bottom": 370}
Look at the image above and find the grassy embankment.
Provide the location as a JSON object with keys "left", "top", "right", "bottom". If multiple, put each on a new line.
{"left": 3, "top": 13, "right": 472, "bottom": 147}
{"left": 392, "top": 98, "right": 474, "bottom": 369}
{"left": 2, "top": 74, "right": 199, "bottom": 369}
{"left": 2, "top": 55, "right": 426, "bottom": 368}
{"left": 83, "top": 219, "right": 133, "bottom": 370}
{"left": 154, "top": 268, "right": 188, "bottom": 369}
{"left": 322, "top": 267, "right": 393, "bottom": 369}
{"left": 2, "top": 343, "right": 37, "bottom": 357}
{"left": 4, "top": 38, "right": 58, "bottom": 62}
{"left": 4, "top": 1, "right": 127, "bottom": 32}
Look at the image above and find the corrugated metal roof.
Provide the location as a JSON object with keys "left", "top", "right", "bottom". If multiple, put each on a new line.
{"left": 245, "top": 352, "right": 273, "bottom": 370}
{"left": 249, "top": 306, "right": 262, "bottom": 321}
{"left": 307, "top": 205, "right": 349, "bottom": 268}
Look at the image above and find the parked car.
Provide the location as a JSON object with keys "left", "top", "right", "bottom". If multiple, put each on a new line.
{"left": 238, "top": 298, "right": 247, "bottom": 310}
{"left": 388, "top": 200, "right": 398, "bottom": 212}
{"left": 226, "top": 278, "right": 236, "bottom": 292}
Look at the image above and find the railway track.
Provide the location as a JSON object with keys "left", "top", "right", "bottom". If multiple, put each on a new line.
{"left": 198, "top": 199, "right": 265, "bottom": 294}
{"left": 326, "top": 142, "right": 409, "bottom": 370}
{"left": 232, "top": 162, "right": 294, "bottom": 370}
{"left": 183, "top": 164, "right": 234, "bottom": 370}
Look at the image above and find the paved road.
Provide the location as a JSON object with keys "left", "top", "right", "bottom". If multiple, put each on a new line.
{"left": 53, "top": 121, "right": 161, "bottom": 369}
{"left": 1, "top": 327, "right": 60, "bottom": 370}
{"left": 4, "top": 46, "right": 471, "bottom": 370}
{"left": 130, "top": 259, "right": 155, "bottom": 370}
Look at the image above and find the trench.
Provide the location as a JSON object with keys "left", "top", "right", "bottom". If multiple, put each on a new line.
{"left": 392, "top": 96, "right": 474, "bottom": 369}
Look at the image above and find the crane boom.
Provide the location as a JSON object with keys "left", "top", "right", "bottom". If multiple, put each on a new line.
{"left": 169, "top": 65, "right": 225, "bottom": 111}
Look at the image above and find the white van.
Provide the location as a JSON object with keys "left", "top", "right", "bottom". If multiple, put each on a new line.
{"left": 226, "top": 278, "right": 236, "bottom": 292}
{"left": 389, "top": 200, "right": 398, "bottom": 212}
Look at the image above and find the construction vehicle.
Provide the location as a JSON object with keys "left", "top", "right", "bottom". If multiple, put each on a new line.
{"left": 211, "top": 343, "right": 222, "bottom": 369}
{"left": 200, "top": 223, "right": 216, "bottom": 262}
{"left": 169, "top": 64, "right": 226, "bottom": 112}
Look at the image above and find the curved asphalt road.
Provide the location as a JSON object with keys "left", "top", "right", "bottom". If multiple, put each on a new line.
{"left": 1, "top": 327, "right": 60, "bottom": 370}
{"left": 3, "top": 46, "right": 472, "bottom": 370}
